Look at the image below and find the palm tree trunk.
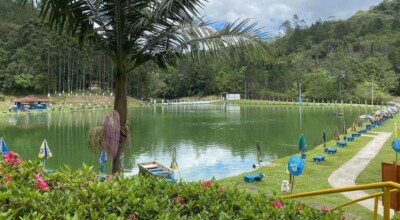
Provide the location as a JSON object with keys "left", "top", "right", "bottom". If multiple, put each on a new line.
{"left": 112, "top": 67, "right": 128, "bottom": 174}
{"left": 112, "top": 0, "right": 128, "bottom": 174}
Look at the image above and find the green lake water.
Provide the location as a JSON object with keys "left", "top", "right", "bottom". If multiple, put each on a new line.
{"left": 0, "top": 104, "right": 376, "bottom": 181}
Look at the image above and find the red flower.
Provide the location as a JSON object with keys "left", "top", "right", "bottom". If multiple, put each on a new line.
{"left": 273, "top": 200, "right": 283, "bottom": 209}
{"left": 106, "top": 174, "right": 113, "bottom": 179}
{"left": 321, "top": 206, "right": 329, "bottom": 213}
{"left": 200, "top": 180, "right": 212, "bottom": 188}
{"left": 4, "top": 151, "right": 22, "bottom": 165}
{"left": 34, "top": 173, "right": 49, "bottom": 191}
{"left": 176, "top": 196, "right": 186, "bottom": 204}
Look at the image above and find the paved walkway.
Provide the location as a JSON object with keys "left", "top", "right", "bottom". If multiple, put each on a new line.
{"left": 328, "top": 132, "right": 394, "bottom": 217}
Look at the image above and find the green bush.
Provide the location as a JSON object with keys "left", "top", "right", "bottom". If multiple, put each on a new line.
{"left": 0, "top": 158, "right": 344, "bottom": 219}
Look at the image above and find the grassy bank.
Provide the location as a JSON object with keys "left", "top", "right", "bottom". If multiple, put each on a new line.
{"left": 217, "top": 110, "right": 398, "bottom": 219}
{"left": 223, "top": 99, "right": 385, "bottom": 109}
{"left": 356, "top": 121, "right": 399, "bottom": 192}
{"left": 0, "top": 93, "right": 146, "bottom": 114}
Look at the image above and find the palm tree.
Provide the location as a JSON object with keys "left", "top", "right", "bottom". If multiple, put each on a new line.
{"left": 23, "top": 0, "right": 274, "bottom": 173}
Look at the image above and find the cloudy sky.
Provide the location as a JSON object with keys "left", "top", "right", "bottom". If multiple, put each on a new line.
{"left": 199, "top": 0, "right": 383, "bottom": 35}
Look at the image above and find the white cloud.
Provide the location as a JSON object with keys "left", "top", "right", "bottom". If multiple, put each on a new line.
{"left": 199, "top": 0, "right": 382, "bottom": 35}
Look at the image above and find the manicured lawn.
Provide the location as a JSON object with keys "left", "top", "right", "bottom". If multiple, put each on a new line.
{"left": 356, "top": 120, "right": 399, "bottom": 192}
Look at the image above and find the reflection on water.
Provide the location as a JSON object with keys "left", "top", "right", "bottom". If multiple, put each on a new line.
{"left": 125, "top": 144, "right": 275, "bottom": 181}
{"left": 0, "top": 104, "right": 377, "bottom": 181}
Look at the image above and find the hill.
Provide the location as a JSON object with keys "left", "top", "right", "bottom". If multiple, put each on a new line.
{"left": 269, "top": 0, "right": 400, "bottom": 102}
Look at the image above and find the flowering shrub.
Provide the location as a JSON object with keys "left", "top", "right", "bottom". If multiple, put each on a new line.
{"left": 273, "top": 200, "right": 283, "bottom": 209}
{"left": 0, "top": 157, "right": 344, "bottom": 219}
{"left": 200, "top": 180, "right": 212, "bottom": 188}
{"left": 4, "top": 151, "right": 22, "bottom": 165}
{"left": 34, "top": 173, "right": 49, "bottom": 191}
{"left": 176, "top": 196, "right": 186, "bottom": 204}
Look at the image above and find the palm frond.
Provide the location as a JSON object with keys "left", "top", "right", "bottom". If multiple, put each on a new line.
{"left": 26, "top": 0, "right": 274, "bottom": 68}
{"left": 140, "top": 18, "right": 275, "bottom": 67}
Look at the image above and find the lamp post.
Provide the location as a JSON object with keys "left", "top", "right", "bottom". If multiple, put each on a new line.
{"left": 371, "top": 81, "right": 374, "bottom": 106}
{"left": 339, "top": 71, "right": 346, "bottom": 102}
{"left": 298, "top": 83, "right": 302, "bottom": 103}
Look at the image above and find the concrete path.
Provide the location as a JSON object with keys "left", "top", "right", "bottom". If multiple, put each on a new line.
{"left": 328, "top": 132, "right": 394, "bottom": 217}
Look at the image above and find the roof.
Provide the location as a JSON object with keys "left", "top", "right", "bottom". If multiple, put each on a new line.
{"left": 14, "top": 96, "right": 50, "bottom": 103}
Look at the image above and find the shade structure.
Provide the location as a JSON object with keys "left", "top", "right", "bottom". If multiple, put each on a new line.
{"left": 1, "top": 137, "right": 9, "bottom": 155}
{"left": 170, "top": 147, "right": 178, "bottom": 170}
{"left": 375, "top": 109, "right": 387, "bottom": 116}
{"left": 38, "top": 139, "right": 52, "bottom": 159}
{"left": 287, "top": 155, "right": 305, "bottom": 194}
{"left": 256, "top": 141, "right": 263, "bottom": 163}
{"left": 322, "top": 131, "right": 326, "bottom": 147}
{"left": 392, "top": 139, "right": 400, "bottom": 153}
{"left": 287, "top": 156, "right": 305, "bottom": 176}
{"left": 99, "top": 150, "right": 107, "bottom": 163}
{"left": 298, "top": 133, "right": 306, "bottom": 153}
{"left": 359, "top": 114, "right": 374, "bottom": 120}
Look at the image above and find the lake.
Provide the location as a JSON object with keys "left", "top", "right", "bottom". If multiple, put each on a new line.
{"left": 0, "top": 103, "right": 374, "bottom": 181}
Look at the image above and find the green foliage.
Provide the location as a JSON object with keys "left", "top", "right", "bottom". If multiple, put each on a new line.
{"left": 0, "top": 159, "right": 343, "bottom": 219}
{"left": 303, "top": 71, "right": 335, "bottom": 99}
{"left": 14, "top": 73, "right": 35, "bottom": 89}
{"left": 216, "top": 67, "right": 245, "bottom": 93}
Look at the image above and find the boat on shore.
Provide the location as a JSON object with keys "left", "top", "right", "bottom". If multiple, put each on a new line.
{"left": 138, "top": 161, "right": 175, "bottom": 180}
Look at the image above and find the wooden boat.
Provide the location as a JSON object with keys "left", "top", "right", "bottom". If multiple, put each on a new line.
{"left": 138, "top": 161, "right": 174, "bottom": 178}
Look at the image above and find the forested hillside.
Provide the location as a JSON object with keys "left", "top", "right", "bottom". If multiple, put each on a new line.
{"left": 0, "top": 1, "right": 115, "bottom": 95}
{"left": 0, "top": 0, "right": 399, "bottom": 103}
{"left": 269, "top": 0, "right": 400, "bottom": 103}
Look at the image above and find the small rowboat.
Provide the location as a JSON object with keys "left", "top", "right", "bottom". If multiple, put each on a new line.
{"left": 138, "top": 161, "right": 174, "bottom": 179}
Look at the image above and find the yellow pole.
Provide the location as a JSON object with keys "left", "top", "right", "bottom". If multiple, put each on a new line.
{"left": 331, "top": 189, "right": 400, "bottom": 211}
{"left": 383, "top": 186, "right": 390, "bottom": 220}
{"left": 373, "top": 196, "right": 378, "bottom": 220}
{"left": 395, "top": 123, "right": 398, "bottom": 138}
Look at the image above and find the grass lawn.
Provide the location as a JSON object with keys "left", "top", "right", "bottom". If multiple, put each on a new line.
{"left": 217, "top": 112, "right": 399, "bottom": 220}
{"left": 356, "top": 120, "right": 399, "bottom": 192}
